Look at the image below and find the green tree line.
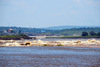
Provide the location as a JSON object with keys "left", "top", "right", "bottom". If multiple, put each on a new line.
{"left": 82, "top": 31, "right": 100, "bottom": 36}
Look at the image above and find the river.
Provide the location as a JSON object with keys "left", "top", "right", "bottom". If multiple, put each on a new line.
{"left": 0, "top": 46, "right": 100, "bottom": 67}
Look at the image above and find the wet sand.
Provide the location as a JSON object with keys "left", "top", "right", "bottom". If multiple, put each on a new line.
{"left": 0, "top": 46, "right": 100, "bottom": 67}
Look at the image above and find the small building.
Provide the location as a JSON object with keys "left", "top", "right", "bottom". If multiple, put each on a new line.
{"left": 8, "top": 28, "right": 14, "bottom": 33}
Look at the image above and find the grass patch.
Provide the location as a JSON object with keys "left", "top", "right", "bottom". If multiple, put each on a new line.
{"left": 57, "top": 44, "right": 63, "bottom": 46}
{"left": 0, "top": 34, "right": 31, "bottom": 40}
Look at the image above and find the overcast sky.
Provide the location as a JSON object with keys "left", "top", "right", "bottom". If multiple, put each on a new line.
{"left": 0, "top": 0, "right": 100, "bottom": 28}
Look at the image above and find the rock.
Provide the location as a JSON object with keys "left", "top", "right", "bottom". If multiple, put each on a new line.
{"left": 25, "top": 42, "right": 31, "bottom": 45}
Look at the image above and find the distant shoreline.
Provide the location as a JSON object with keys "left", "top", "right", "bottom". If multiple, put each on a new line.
{"left": 46, "top": 36, "right": 100, "bottom": 38}
{"left": 0, "top": 35, "right": 100, "bottom": 40}
{"left": 0, "top": 35, "right": 33, "bottom": 40}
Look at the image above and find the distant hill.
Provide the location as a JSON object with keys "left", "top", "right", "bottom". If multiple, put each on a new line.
{"left": 52, "top": 27, "right": 100, "bottom": 36}
{"left": 0, "top": 26, "right": 53, "bottom": 36}
{"left": 0, "top": 26, "right": 100, "bottom": 36}
{"left": 43, "top": 26, "right": 100, "bottom": 30}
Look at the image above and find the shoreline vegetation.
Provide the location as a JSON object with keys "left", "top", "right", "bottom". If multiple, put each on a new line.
{"left": 0, "top": 26, "right": 100, "bottom": 36}
{"left": 0, "top": 35, "right": 100, "bottom": 40}
{"left": 0, "top": 34, "right": 33, "bottom": 40}
{"left": 46, "top": 36, "right": 100, "bottom": 38}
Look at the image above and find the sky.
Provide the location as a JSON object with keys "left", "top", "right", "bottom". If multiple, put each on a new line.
{"left": 0, "top": 0, "right": 100, "bottom": 28}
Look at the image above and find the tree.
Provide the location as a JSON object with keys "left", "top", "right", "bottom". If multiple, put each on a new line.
{"left": 19, "top": 30, "right": 21, "bottom": 34}
{"left": 10, "top": 30, "right": 15, "bottom": 33}
{"left": 97, "top": 32, "right": 100, "bottom": 36}
{"left": 0, "top": 31, "right": 3, "bottom": 36}
{"left": 89, "top": 31, "right": 96, "bottom": 36}
{"left": 82, "top": 32, "right": 88, "bottom": 36}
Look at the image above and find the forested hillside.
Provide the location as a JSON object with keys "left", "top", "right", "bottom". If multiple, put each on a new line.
{"left": 52, "top": 28, "right": 100, "bottom": 36}
{"left": 43, "top": 26, "right": 100, "bottom": 30}
{"left": 0, "top": 26, "right": 100, "bottom": 36}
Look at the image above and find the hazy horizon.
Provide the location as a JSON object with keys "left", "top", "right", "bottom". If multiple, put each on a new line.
{"left": 0, "top": 25, "right": 100, "bottom": 28}
{"left": 0, "top": 0, "right": 100, "bottom": 28}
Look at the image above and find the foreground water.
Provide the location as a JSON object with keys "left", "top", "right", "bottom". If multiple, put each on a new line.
{"left": 0, "top": 46, "right": 100, "bottom": 67}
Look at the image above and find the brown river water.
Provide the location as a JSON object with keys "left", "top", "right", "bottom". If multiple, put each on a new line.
{"left": 0, "top": 46, "right": 100, "bottom": 67}
{"left": 0, "top": 38, "right": 100, "bottom": 67}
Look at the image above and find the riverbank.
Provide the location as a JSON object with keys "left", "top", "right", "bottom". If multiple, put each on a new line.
{"left": 47, "top": 36, "right": 100, "bottom": 38}
{"left": 0, "top": 35, "right": 33, "bottom": 40}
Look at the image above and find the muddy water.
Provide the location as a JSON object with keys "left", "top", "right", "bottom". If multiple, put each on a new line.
{"left": 41, "top": 38, "right": 100, "bottom": 41}
{"left": 0, "top": 46, "right": 100, "bottom": 67}
{"left": 27, "top": 38, "right": 100, "bottom": 41}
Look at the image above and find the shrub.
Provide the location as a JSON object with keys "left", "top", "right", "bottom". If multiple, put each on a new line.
{"left": 89, "top": 31, "right": 96, "bottom": 36}
{"left": 44, "top": 44, "right": 48, "bottom": 46}
{"left": 82, "top": 32, "right": 88, "bottom": 36}
{"left": 57, "top": 44, "right": 63, "bottom": 46}
{"left": 97, "top": 32, "right": 100, "bottom": 36}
